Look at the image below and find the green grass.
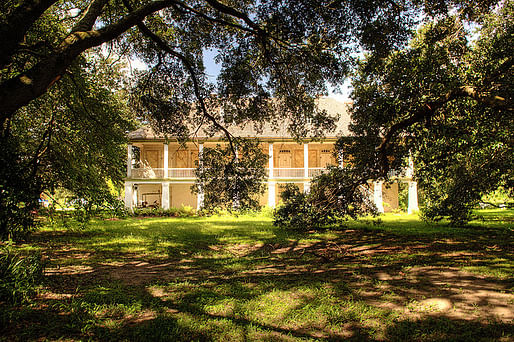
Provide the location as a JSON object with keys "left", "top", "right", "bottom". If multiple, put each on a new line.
{"left": 1, "top": 210, "right": 513, "bottom": 341}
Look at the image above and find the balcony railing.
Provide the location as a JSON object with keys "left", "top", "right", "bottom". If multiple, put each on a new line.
{"left": 273, "top": 168, "right": 305, "bottom": 178}
{"left": 168, "top": 168, "right": 195, "bottom": 178}
{"left": 129, "top": 167, "right": 410, "bottom": 180}
{"left": 308, "top": 168, "right": 327, "bottom": 178}
{"left": 130, "top": 168, "right": 164, "bottom": 179}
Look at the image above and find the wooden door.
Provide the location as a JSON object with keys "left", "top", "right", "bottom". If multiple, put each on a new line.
{"left": 278, "top": 150, "right": 292, "bottom": 168}
{"left": 320, "top": 151, "right": 333, "bottom": 167}
{"left": 176, "top": 150, "right": 189, "bottom": 168}
{"left": 294, "top": 150, "right": 304, "bottom": 168}
{"left": 145, "top": 150, "right": 160, "bottom": 168}
{"left": 308, "top": 150, "right": 318, "bottom": 168}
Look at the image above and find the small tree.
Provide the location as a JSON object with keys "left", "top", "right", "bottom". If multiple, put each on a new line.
{"left": 192, "top": 139, "right": 267, "bottom": 212}
{"left": 274, "top": 166, "right": 377, "bottom": 230}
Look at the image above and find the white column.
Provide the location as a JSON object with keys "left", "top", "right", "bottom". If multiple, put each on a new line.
{"left": 163, "top": 143, "right": 169, "bottom": 178}
{"left": 198, "top": 143, "right": 204, "bottom": 163}
{"left": 197, "top": 143, "right": 204, "bottom": 209}
{"left": 374, "top": 181, "right": 384, "bottom": 213}
{"left": 268, "top": 181, "right": 276, "bottom": 208}
{"left": 408, "top": 181, "right": 419, "bottom": 214}
{"left": 406, "top": 155, "right": 414, "bottom": 178}
{"left": 304, "top": 142, "right": 310, "bottom": 193}
{"left": 304, "top": 143, "right": 309, "bottom": 178}
{"left": 268, "top": 143, "right": 274, "bottom": 178}
{"left": 338, "top": 149, "right": 344, "bottom": 168}
{"left": 124, "top": 182, "right": 133, "bottom": 211}
{"left": 197, "top": 190, "right": 204, "bottom": 209}
{"left": 132, "top": 185, "right": 138, "bottom": 207}
{"left": 406, "top": 155, "right": 418, "bottom": 214}
{"left": 162, "top": 182, "right": 170, "bottom": 209}
{"left": 127, "top": 144, "right": 132, "bottom": 178}
{"left": 267, "top": 143, "right": 275, "bottom": 207}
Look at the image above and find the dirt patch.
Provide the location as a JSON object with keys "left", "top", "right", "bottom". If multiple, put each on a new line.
{"left": 404, "top": 266, "right": 514, "bottom": 321}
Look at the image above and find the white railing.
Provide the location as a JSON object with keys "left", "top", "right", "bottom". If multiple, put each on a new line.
{"left": 308, "top": 168, "right": 327, "bottom": 178}
{"left": 129, "top": 166, "right": 410, "bottom": 180}
{"left": 273, "top": 168, "right": 305, "bottom": 178}
{"left": 130, "top": 168, "right": 164, "bottom": 179}
{"left": 168, "top": 168, "right": 195, "bottom": 178}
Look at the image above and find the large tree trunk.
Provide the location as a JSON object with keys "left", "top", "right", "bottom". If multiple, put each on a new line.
{"left": 0, "top": 0, "right": 176, "bottom": 125}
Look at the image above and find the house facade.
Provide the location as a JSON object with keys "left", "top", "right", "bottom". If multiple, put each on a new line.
{"left": 124, "top": 98, "right": 419, "bottom": 213}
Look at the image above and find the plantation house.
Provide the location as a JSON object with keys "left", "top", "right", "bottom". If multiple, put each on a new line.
{"left": 124, "top": 98, "right": 419, "bottom": 213}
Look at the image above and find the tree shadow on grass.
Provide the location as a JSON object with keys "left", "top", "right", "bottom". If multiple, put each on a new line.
{"left": 5, "top": 214, "right": 513, "bottom": 340}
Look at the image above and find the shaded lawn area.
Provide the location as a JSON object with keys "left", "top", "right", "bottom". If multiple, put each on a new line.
{"left": 1, "top": 210, "right": 513, "bottom": 341}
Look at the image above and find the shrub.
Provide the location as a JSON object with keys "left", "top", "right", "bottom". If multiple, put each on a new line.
{"left": 131, "top": 206, "right": 196, "bottom": 218}
{"left": 273, "top": 184, "right": 324, "bottom": 230}
{"left": 273, "top": 167, "right": 377, "bottom": 230}
{"left": 0, "top": 247, "right": 45, "bottom": 305}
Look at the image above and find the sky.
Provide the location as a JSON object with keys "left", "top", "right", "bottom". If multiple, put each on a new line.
{"left": 202, "top": 48, "right": 353, "bottom": 101}
{"left": 129, "top": 49, "right": 353, "bottom": 101}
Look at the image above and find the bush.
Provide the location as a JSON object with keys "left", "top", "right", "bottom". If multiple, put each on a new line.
{"left": 0, "top": 247, "right": 45, "bottom": 305}
{"left": 131, "top": 206, "right": 196, "bottom": 218}
{"left": 273, "top": 185, "right": 325, "bottom": 230}
{"left": 273, "top": 167, "right": 377, "bottom": 230}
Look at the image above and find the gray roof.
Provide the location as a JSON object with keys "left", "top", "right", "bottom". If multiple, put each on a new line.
{"left": 128, "top": 97, "right": 352, "bottom": 141}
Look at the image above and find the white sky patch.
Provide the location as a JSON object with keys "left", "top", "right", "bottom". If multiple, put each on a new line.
{"left": 128, "top": 58, "right": 149, "bottom": 71}
{"left": 328, "top": 79, "right": 353, "bottom": 101}
{"left": 69, "top": 8, "right": 81, "bottom": 17}
{"left": 204, "top": 48, "right": 222, "bottom": 83}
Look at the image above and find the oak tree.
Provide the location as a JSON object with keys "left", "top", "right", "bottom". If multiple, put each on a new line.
{"left": 349, "top": 1, "right": 513, "bottom": 224}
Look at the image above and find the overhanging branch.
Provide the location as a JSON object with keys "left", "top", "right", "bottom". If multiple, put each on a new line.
{"left": 122, "top": 0, "right": 237, "bottom": 158}
{"left": 376, "top": 78, "right": 511, "bottom": 173}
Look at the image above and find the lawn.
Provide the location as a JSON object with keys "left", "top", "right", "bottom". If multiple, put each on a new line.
{"left": 1, "top": 210, "right": 513, "bottom": 341}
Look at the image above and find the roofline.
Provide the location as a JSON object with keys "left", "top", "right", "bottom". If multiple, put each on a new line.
{"left": 128, "top": 136, "right": 342, "bottom": 143}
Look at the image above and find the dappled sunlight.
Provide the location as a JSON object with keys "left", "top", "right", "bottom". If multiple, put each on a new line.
{"left": 3, "top": 211, "right": 513, "bottom": 341}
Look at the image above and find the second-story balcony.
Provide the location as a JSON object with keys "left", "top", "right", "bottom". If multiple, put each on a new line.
{"left": 128, "top": 167, "right": 331, "bottom": 180}
{"left": 128, "top": 166, "right": 408, "bottom": 180}
{"left": 129, "top": 168, "right": 196, "bottom": 179}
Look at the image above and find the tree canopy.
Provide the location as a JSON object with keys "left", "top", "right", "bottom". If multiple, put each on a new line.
{"left": 348, "top": 1, "right": 513, "bottom": 223}
{"left": 1, "top": 0, "right": 492, "bottom": 139}
{"left": 0, "top": 0, "right": 510, "bottom": 236}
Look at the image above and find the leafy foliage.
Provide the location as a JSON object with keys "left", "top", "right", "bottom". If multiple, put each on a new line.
{"left": 0, "top": 53, "right": 134, "bottom": 239}
{"left": 348, "top": 2, "right": 513, "bottom": 224}
{"left": 0, "top": 141, "right": 42, "bottom": 240}
{"left": 193, "top": 139, "right": 267, "bottom": 212}
{"left": 0, "top": 247, "right": 45, "bottom": 305}
{"left": 274, "top": 167, "right": 377, "bottom": 230}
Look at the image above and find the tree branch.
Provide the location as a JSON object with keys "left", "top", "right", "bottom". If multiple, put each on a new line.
{"left": 0, "top": 0, "right": 59, "bottom": 69}
{"left": 71, "top": 0, "right": 110, "bottom": 32}
{"left": 122, "top": 0, "right": 236, "bottom": 158}
{"left": 0, "top": 0, "right": 178, "bottom": 122}
{"left": 172, "top": 1, "right": 258, "bottom": 35}
{"left": 204, "top": 0, "right": 263, "bottom": 34}
{"left": 376, "top": 78, "right": 512, "bottom": 173}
